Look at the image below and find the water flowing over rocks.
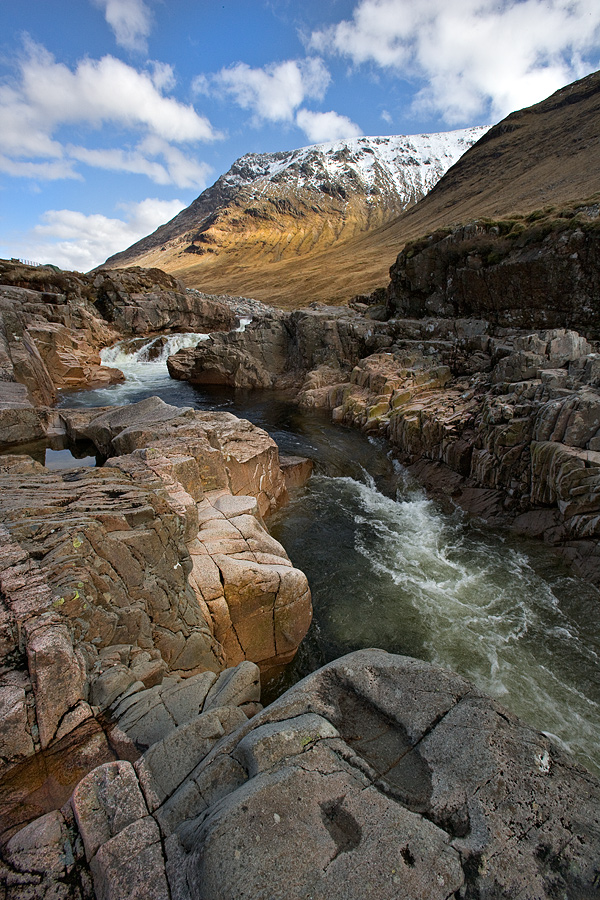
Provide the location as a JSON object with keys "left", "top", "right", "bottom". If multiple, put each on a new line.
{"left": 171, "top": 299, "right": 600, "bottom": 583}
{"left": 2, "top": 650, "right": 599, "bottom": 899}
{"left": 0, "top": 260, "right": 243, "bottom": 447}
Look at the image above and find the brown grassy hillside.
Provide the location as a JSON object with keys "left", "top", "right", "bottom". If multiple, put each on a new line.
{"left": 249, "top": 68, "right": 600, "bottom": 309}
{"left": 101, "top": 132, "right": 487, "bottom": 308}
{"left": 105, "top": 71, "right": 600, "bottom": 309}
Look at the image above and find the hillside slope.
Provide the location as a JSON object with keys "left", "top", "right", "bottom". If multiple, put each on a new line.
{"left": 102, "top": 129, "right": 487, "bottom": 306}
{"left": 103, "top": 71, "right": 600, "bottom": 308}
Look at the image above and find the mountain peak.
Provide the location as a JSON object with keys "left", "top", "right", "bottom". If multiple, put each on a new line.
{"left": 102, "top": 127, "right": 489, "bottom": 303}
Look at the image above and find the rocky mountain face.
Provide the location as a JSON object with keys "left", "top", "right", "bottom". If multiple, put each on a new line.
{"left": 101, "top": 70, "right": 600, "bottom": 309}
{"left": 102, "top": 128, "right": 488, "bottom": 307}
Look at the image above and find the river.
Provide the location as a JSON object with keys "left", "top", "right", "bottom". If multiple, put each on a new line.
{"left": 59, "top": 334, "right": 600, "bottom": 776}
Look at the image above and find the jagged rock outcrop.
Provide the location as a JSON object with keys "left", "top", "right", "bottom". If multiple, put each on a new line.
{"left": 167, "top": 305, "right": 381, "bottom": 389}
{"left": 4, "top": 650, "right": 599, "bottom": 899}
{"left": 91, "top": 268, "right": 236, "bottom": 335}
{"left": 0, "top": 260, "right": 243, "bottom": 431}
{"left": 386, "top": 210, "right": 600, "bottom": 336}
{"left": 0, "top": 262, "right": 123, "bottom": 405}
{"left": 0, "top": 398, "right": 312, "bottom": 846}
{"left": 300, "top": 322, "right": 600, "bottom": 581}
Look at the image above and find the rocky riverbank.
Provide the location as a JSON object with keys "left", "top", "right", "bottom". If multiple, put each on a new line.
{"left": 1, "top": 257, "right": 600, "bottom": 898}
{"left": 0, "top": 395, "right": 312, "bottom": 806}
{"left": 0, "top": 260, "right": 315, "bottom": 871}
{"left": 3, "top": 649, "right": 599, "bottom": 899}
{"left": 169, "top": 296, "right": 600, "bottom": 582}
{"left": 0, "top": 259, "right": 244, "bottom": 420}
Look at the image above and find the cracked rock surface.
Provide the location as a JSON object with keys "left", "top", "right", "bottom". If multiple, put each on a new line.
{"left": 181, "top": 650, "right": 600, "bottom": 900}
{"left": 5, "top": 650, "right": 598, "bottom": 899}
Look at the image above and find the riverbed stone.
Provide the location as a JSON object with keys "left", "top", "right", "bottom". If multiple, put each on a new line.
{"left": 25, "top": 620, "right": 87, "bottom": 749}
{"left": 71, "top": 760, "right": 148, "bottom": 862}
{"left": 180, "top": 649, "right": 600, "bottom": 900}
{"left": 89, "top": 815, "right": 168, "bottom": 900}
{"left": 142, "top": 705, "right": 247, "bottom": 804}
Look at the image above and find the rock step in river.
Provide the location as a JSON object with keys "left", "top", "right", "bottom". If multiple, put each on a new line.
{"left": 60, "top": 334, "right": 600, "bottom": 777}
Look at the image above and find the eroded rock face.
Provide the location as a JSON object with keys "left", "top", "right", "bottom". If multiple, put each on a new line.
{"left": 0, "top": 274, "right": 122, "bottom": 406}
{"left": 0, "top": 259, "right": 243, "bottom": 417}
{"left": 386, "top": 218, "right": 600, "bottom": 336}
{"left": 60, "top": 397, "right": 289, "bottom": 516}
{"left": 167, "top": 306, "right": 375, "bottom": 390}
{"left": 92, "top": 268, "right": 236, "bottom": 335}
{"left": 6, "top": 650, "right": 598, "bottom": 899}
{"left": 183, "top": 650, "right": 600, "bottom": 900}
{"left": 0, "top": 398, "right": 311, "bottom": 812}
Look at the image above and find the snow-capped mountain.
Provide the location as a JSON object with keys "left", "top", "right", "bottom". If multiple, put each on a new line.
{"left": 221, "top": 128, "right": 489, "bottom": 205}
{"left": 103, "top": 126, "right": 489, "bottom": 305}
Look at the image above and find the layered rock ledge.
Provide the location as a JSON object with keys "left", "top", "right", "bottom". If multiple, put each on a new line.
{"left": 0, "top": 259, "right": 245, "bottom": 434}
{"left": 0, "top": 397, "right": 312, "bottom": 844}
{"left": 2, "top": 650, "right": 599, "bottom": 899}
{"left": 170, "top": 304, "right": 600, "bottom": 582}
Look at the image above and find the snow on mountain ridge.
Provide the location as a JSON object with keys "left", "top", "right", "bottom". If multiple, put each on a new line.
{"left": 222, "top": 126, "right": 491, "bottom": 204}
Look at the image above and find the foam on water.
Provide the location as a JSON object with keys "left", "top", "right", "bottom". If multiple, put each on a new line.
{"left": 272, "top": 471, "right": 600, "bottom": 774}
{"left": 60, "top": 341, "right": 600, "bottom": 775}
{"left": 60, "top": 332, "right": 210, "bottom": 407}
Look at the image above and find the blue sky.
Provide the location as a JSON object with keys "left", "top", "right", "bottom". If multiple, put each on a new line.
{"left": 1, "top": 0, "right": 599, "bottom": 271}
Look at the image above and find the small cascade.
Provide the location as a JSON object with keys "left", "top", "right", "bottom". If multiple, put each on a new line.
{"left": 61, "top": 332, "right": 211, "bottom": 407}
{"left": 236, "top": 316, "right": 252, "bottom": 332}
{"left": 101, "top": 331, "right": 210, "bottom": 370}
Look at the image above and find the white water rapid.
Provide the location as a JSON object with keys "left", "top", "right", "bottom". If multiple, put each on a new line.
{"left": 61, "top": 333, "right": 600, "bottom": 776}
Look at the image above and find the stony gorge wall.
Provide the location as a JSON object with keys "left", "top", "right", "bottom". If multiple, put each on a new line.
{"left": 0, "top": 259, "right": 240, "bottom": 424}
{"left": 170, "top": 304, "right": 600, "bottom": 582}
{"left": 0, "top": 395, "right": 313, "bottom": 808}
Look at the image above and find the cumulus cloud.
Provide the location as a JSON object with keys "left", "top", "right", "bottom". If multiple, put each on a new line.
{"left": 22, "top": 198, "right": 186, "bottom": 271}
{"left": 68, "top": 137, "right": 212, "bottom": 189}
{"left": 206, "top": 57, "right": 330, "bottom": 123}
{"left": 0, "top": 155, "right": 81, "bottom": 180}
{"left": 0, "top": 40, "right": 217, "bottom": 186}
{"left": 17, "top": 47, "right": 215, "bottom": 141}
{"left": 311, "top": 0, "right": 600, "bottom": 123}
{"left": 296, "top": 109, "right": 363, "bottom": 143}
{"left": 92, "top": 0, "right": 153, "bottom": 52}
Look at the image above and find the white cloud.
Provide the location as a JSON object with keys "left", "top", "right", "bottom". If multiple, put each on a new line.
{"left": 381, "top": 109, "right": 393, "bottom": 124}
{"left": 311, "top": 0, "right": 600, "bottom": 123}
{"left": 92, "top": 0, "right": 153, "bottom": 52}
{"left": 0, "top": 155, "right": 81, "bottom": 180}
{"left": 22, "top": 198, "right": 185, "bottom": 271}
{"left": 0, "top": 40, "right": 218, "bottom": 186}
{"left": 19, "top": 48, "right": 215, "bottom": 141}
{"left": 296, "top": 109, "right": 363, "bottom": 143}
{"left": 68, "top": 137, "right": 212, "bottom": 189}
{"left": 209, "top": 57, "right": 330, "bottom": 123}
